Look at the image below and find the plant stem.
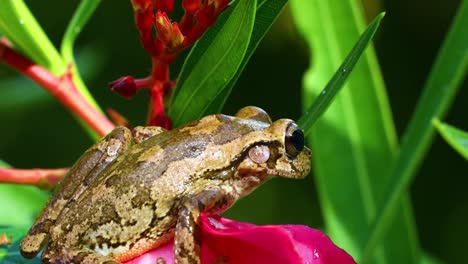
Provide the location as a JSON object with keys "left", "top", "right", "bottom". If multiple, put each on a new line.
{"left": 0, "top": 40, "right": 115, "bottom": 137}
{"left": 0, "top": 168, "right": 68, "bottom": 190}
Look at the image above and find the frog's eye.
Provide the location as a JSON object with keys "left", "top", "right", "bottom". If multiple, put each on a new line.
{"left": 248, "top": 145, "right": 270, "bottom": 164}
{"left": 285, "top": 123, "right": 305, "bottom": 158}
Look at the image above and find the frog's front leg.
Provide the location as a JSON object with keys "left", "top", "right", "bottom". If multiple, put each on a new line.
{"left": 20, "top": 127, "right": 132, "bottom": 258}
{"left": 175, "top": 186, "right": 235, "bottom": 264}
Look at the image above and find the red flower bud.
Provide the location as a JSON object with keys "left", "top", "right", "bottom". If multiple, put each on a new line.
{"left": 154, "top": 11, "right": 185, "bottom": 51}
{"left": 108, "top": 76, "right": 137, "bottom": 99}
{"left": 209, "top": 0, "right": 230, "bottom": 16}
{"left": 197, "top": 0, "right": 230, "bottom": 28}
{"left": 182, "top": 0, "right": 201, "bottom": 14}
{"left": 130, "top": 0, "right": 152, "bottom": 10}
{"left": 131, "top": 0, "right": 157, "bottom": 55}
{"left": 155, "top": 0, "right": 174, "bottom": 13}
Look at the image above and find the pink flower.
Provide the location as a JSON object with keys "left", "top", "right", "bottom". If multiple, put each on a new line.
{"left": 125, "top": 214, "right": 356, "bottom": 264}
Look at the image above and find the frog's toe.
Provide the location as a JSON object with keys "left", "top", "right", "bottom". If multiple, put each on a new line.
{"left": 20, "top": 233, "right": 47, "bottom": 259}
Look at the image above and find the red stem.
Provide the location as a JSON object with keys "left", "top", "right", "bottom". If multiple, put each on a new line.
{"left": 151, "top": 57, "right": 170, "bottom": 81}
{"left": 0, "top": 168, "right": 68, "bottom": 190}
{"left": 0, "top": 40, "right": 115, "bottom": 137}
{"left": 134, "top": 76, "right": 153, "bottom": 89}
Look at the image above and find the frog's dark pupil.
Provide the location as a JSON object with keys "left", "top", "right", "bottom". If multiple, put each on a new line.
{"left": 291, "top": 129, "right": 305, "bottom": 151}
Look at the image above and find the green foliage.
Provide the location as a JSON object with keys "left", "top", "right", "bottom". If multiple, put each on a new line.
{"left": 433, "top": 119, "right": 468, "bottom": 160}
{"left": 60, "top": 0, "right": 103, "bottom": 108}
{"left": 290, "top": 0, "right": 420, "bottom": 262}
{"left": 0, "top": 0, "right": 104, "bottom": 139}
{"left": 0, "top": 0, "right": 64, "bottom": 74}
{"left": 362, "top": 1, "right": 468, "bottom": 261}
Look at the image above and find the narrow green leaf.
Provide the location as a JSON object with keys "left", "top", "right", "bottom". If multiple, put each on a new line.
{"left": 202, "top": 0, "right": 288, "bottom": 115}
{"left": 433, "top": 119, "right": 468, "bottom": 160}
{"left": 60, "top": 0, "right": 102, "bottom": 64}
{"left": 362, "top": 1, "right": 468, "bottom": 261}
{"left": 59, "top": 0, "right": 104, "bottom": 111}
{"left": 291, "top": 0, "right": 420, "bottom": 262}
{"left": 0, "top": 0, "right": 64, "bottom": 74}
{"left": 168, "top": 0, "right": 256, "bottom": 127}
{"left": 297, "top": 13, "right": 385, "bottom": 132}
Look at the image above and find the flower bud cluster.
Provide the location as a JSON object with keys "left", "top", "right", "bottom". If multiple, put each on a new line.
{"left": 109, "top": 0, "right": 230, "bottom": 128}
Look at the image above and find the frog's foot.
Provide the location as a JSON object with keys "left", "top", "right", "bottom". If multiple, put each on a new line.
{"left": 42, "top": 246, "right": 120, "bottom": 264}
{"left": 175, "top": 186, "right": 236, "bottom": 264}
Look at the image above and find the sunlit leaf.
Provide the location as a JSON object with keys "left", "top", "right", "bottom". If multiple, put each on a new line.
{"left": 0, "top": 0, "right": 64, "bottom": 74}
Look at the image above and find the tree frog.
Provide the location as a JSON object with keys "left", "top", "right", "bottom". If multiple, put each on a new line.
{"left": 20, "top": 106, "right": 311, "bottom": 264}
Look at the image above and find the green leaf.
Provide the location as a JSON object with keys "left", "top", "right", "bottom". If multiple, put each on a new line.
{"left": 59, "top": 0, "right": 103, "bottom": 111}
{"left": 297, "top": 13, "right": 384, "bottom": 132}
{"left": 168, "top": 0, "right": 257, "bottom": 127}
{"left": 433, "top": 119, "right": 468, "bottom": 160}
{"left": 60, "top": 0, "right": 102, "bottom": 64}
{"left": 361, "top": 1, "right": 468, "bottom": 261}
{"left": 202, "top": 0, "right": 288, "bottom": 115}
{"left": 290, "top": 0, "right": 420, "bottom": 263}
{"left": 0, "top": 0, "right": 64, "bottom": 74}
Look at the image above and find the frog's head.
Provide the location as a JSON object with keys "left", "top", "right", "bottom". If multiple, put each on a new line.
{"left": 228, "top": 106, "right": 311, "bottom": 195}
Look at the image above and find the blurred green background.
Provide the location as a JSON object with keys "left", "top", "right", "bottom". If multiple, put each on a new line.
{"left": 0, "top": 0, "right": 466, "bottom": 263}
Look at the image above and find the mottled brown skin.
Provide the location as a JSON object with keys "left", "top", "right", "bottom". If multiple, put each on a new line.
{"left": 20, "top": 106, "right": 311, "bottom": 264}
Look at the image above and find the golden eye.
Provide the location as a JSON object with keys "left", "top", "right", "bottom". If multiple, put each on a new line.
{"left": 285, "top": 123, "right": 304, "bottom": 158}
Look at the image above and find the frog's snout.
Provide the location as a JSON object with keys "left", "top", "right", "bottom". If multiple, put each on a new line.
{"left": 293, "top": 146, "right": 312, "bottom": 179}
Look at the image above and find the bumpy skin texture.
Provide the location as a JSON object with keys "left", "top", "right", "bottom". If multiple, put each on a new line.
{"left": 20, "top": 106, "right": 311, "bottom": 264}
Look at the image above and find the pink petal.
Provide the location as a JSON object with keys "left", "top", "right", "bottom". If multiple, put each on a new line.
{"left": 125, "top": 214, "right": 355, "bottom": 264}
{"left": 125, "top": 242, "right": 174, "bottom": 264}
